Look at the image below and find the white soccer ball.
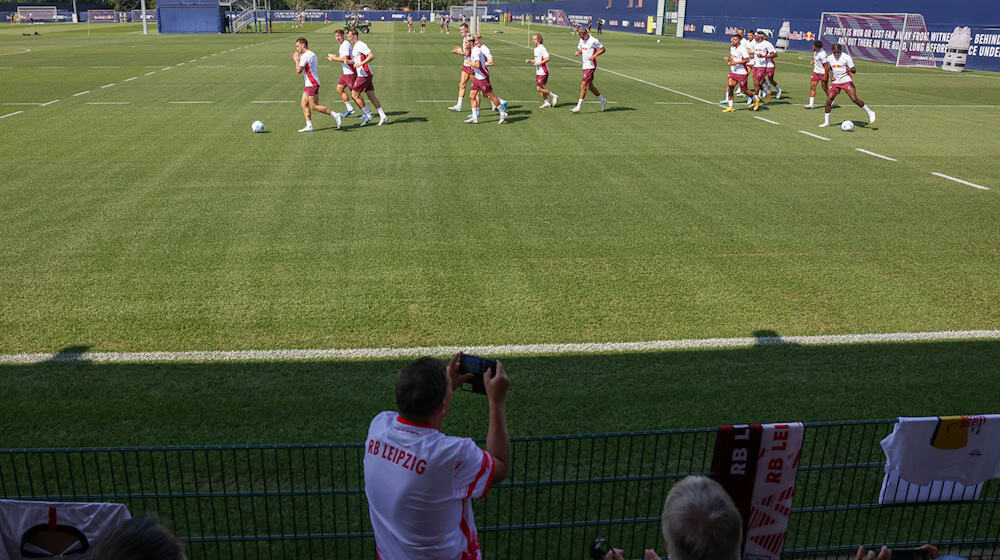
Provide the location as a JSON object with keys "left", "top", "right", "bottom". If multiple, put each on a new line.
{"left": 656, "top": 39, "right": 661, "bottom": 43}
{"left": 841, "top": 120, "right": 854, "bottom": 131}
{"left": 251, "top": 120, "right": 265, "bottom": 133}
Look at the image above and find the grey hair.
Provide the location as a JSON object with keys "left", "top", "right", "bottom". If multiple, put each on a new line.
{"left": 661, "top": 476, "right": 742, "bottom": 560}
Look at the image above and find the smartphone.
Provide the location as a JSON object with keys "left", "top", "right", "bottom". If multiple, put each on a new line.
{"left": 458, "top": 354, "right": 497, "bottom": 395}
{"left": 890, "top": 548, "right": 933, "bottom": 560}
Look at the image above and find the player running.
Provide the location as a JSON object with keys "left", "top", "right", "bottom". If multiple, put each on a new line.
{"left": 820, "top": 43, "right": 875, "bottom": 127}
{"left": 447, "top": 23, "right": 474, "bottom": 112}
{"left": 526, "top": 33, "right": 558, "bottom": 108}
{"left": 291, "top": 38, "right": 342, "bottom": 132}
{"left": 326, "top": 29, "right": 357, "bottom": 117}
{"left": 571, "top": 27, "right": 607, "bottom": 113}
{"left": 804, "top": 40, "right": 829, "bottom": 109}
{"left": 757, "top": 31, "right": 781, "bottom": 102}
{"left": 347, "top": 29, "right": 389, "bottom": 126}
{"left": 466, "top": 33, "right": 509, "bottom": 124}
{"left": 722, "top": 34, "right": 754, "bottom": 113}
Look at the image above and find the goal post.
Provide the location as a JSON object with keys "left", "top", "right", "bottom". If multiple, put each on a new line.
{"left": 818, "top": 12, "right": 936, "bottom": 68}
{"left": 546, "top": 9, "right": 569, "bottom": 28}
{"left": 17, "top": 6, "right": 57, "bottom": 21}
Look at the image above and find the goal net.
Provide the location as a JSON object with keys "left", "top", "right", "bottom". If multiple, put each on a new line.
{"left": 819, "top": 12, "right": 936, "bottom": 68}
{"left": 449, "top": 5, "right": 486, "bottom": 22}
{"left": 17, "top": 6, "right": 57, "bottom": 21}
{"left": 546, "top": 9, "right": 569, "bottom": 28}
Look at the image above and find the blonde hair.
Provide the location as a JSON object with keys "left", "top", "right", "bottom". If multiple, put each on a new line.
{"left": 534, "top": 33, "right": 543, "bottom": 44}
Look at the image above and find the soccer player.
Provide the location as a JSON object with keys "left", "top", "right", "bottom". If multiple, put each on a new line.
{"left": 420, "top": 15, "right": 426, "bottom": 33}
{"left": 466, "top": 33, "right": 509, "bottom": 124}
{"left": 722, "top": 34, "right": 754, "bottom": 113}
{"left": 439, "top": 15, "right": 445, "bottom": 33}
{"left": 820, "top": 43, "right": 875, "bottom": 127}
{"left": 406, "top": 14, "right": 413, "bottom": 32}
{"left": 447, "top": 23, "right": 474, "bottom": 112}
{"left": 347, "top": 29, "right": 389, "bottom": 126}
{"left": 571, "top": 27, "right": 607, "bottom": 113}
{"left": 526, "top": 33, "right": 558, "bottom": 108}
{"left": 804, "top": 40, "right": 829, "bottom": 109}
{"left": 757, "top": 31, "right": 781, "bottom": 102}
{"left": 444, "top": 15, "right": 450, "bottom": 33}
{"left": 291, "top": 38, "right": 342, "bottom": 132}
{"left": 326, "top": 29, "right": 357, "bottom": 117}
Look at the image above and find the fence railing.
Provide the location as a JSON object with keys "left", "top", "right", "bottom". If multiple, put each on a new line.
{"left": 2, "top": 420, "right": 998, "bottom": 559}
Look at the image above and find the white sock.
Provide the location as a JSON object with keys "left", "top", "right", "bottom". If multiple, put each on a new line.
{"left": 456, "top": 97, "right": 463, "bottom": 107}
{"left": 472, "top": 108, "right": 479, "bottom": 117}
{"left": 362, "top": 107, "right": 372, "bottom": 117}
{"left": 862, "top": 104, "right": 873, "bottom": 115}
{"left": 728, "top": 99, "right": 733, "bottom": 108}
{"left": 345, "top": 102, "right": 354, "bottom": 111}
{"left": 548, "top": 93, "right": 555, "bottom": 101}
{"left": 377, "top": 107, "right": 386, "bottom": 119}
{"left": 598, "top": 95, "right": 606, "bottom": 102}
{"left": 809, "top": 96, "right": 815, "bottom": 106}
{"left": 824, "top": 112, "right": 830, "bottom": 125}
{"left": 575, "top": 99, "right": 583, "bottom": 109}
{"left": 305, "top": 119, "right": 312, "bottom": 127}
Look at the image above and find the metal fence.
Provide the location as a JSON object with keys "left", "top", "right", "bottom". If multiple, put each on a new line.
{"left": 2, "top": 420, "right": 998, "bottom": 559}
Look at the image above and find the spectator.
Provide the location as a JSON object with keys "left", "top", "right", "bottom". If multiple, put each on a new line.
{"left": 92, "top": 514, "right": 185, "bottom": 560}
{"left": 363, "top": 354, "right": 511, "bottom": 560}
{"left": 857, "top": 544, "right": 956, "bottom": 560}
{"left": 605, "top": 475, "right": 741, "bottom": 560}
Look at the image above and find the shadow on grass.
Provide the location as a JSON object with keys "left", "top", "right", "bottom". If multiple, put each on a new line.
{"left": 2, "top": 337, "right": 998, "bottom": 448}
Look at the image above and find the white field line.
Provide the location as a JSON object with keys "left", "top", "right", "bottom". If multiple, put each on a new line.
{"left": 856, "top": 148, "right": 896, "bottom": 162}
{"left": 931, "top": 172, "right": 989, "bottom": 191}
{"left": 176, "top": 62, "right": 185, "bottom": 66}
{"left": 3, "top": 102, "right": 41, "bottom": 106}
{"left": 0, "top": 110, "right": 23, "bottom": 119}
{"left": 872, "top": 104, "right": 1000, "bottom": 108}
{"left": 92, "top": 65, "right": 119, "bottom": 68}
{"left": 0, "top": 47, "right": 31, "bottom": 56}
{"left": 189, "top": 58, "right": 197, "bottom": 62}
{"left": 754, "top": 116, "right": 779, "bottom": 125}
{"left": 40, "top": 99, "right": 59, "bottom": 106}
{"left": 198, "top": 65, "right": 224, "bottom": 68}
{"left": 124, "top": 76, "right": 137, "bottom": 81}
{"left": 3, "top": 329, "right": 999, "bottom": 365}
{"left": 407, "top": 65, "right": 435, "bottom": 67}
{"left": 655, "top": 101, "right": 693, "bottom": 105}
{"left": 799, "top": 130, "right": 830, "bottom": 141}
{"left": 0, "top": 66, "right": 13, "bottom": 69}
{"left": 39, "top": 66, "right": 65, "bottom": 69}
{"left": 494, "top": 37, "right": 716, "bottom": 105}
{"left": 100, "top": 83, "right": 116, "bottom": 88}
{"left": 250, "top": 65, "right": 276, "bottom": 68}
{"left": 86, "top": 102, "right": 130, "bottom": 105}
{"left": 416, "top": 99, "right": 615, "bottom": 104}
{"left": 72, "top": 90, "right": 90, "bottom": 96}
{"left": 251, "top": 100, "right": 295, "bottom": 103}
{"left": 144, "top": 71, "right": 156, "bottom": 76}
{"left": 168, "top": 101, "right": 213, "bottom": 104}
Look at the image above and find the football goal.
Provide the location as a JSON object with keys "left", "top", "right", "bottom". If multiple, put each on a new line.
{"left": 546, "top": 9, "right": 569, "bottom": 28}
{"left": 17, "top": 6, "right": 57, "bottom": 21}
{"left": 819, "top": 12, "right": 936, "bottom": 68}
{"left": 449, "top": 5, "right": 486, "bottom": 23}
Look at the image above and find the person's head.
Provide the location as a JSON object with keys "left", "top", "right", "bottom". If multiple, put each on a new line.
{"left": 730, "top": 34, "right": 740, "bottom": 47}
{"left": 813, "top": 40, "right": 823, "bottom": 51}
{"left": 460, "top": 22, "right": 468, "bottom": 33}
{"left": 757, "top": 31, "right": 767, "bottom": 41}
{"left": 532, "top": 33, "right": 543, "bottom": 46}
{"left": 295, "top": 37, "right": 308, "bottom": 53}
{"left": 395, "top": 357, "right": 451, "bottom": 425}
{"left": 334, "top": 29, "right": 345, "bottom": 43}
{"left": 832, "top": 43, "right": 842, "bottom": 56}
{"left": 347, "top": 29, "right": 359, "bottom": 43}
{"left": 578, "top": 27, "right": 590, "bottom": 39}
{"left": 93, "top": 515, "right": 186, "bottom": 560}
{"left": 473, "top": 32, "right": 483, "bottom": 46}
{"left": 661, "top": 476, "right": 741, "bottom": 560}
{"left": 737, "top": 27, "right": 745, "bottom": 38}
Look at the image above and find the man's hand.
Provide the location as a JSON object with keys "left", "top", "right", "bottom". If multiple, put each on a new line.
{"left": 483, "top": 360, "right": 509, "bottom": 403}
{"left": 291, "top": 51, "right": 300, "bottom": 62}
{"left": 644, "top": 550, "right": 662, "bottom": 560}
{"left": 447, "top": 353, "right": 474, "bottom": 391}
{"left": 574, "top": 50, "right": 582, "bottom": 57}
{"left": 326, "top": 53, "right": 337, "bottom": 62}
{"left": 602, "top": 549, "right": 625, "bottom": 560}
{"left": 856, "top": 545, "right": 891, "bottom": 560}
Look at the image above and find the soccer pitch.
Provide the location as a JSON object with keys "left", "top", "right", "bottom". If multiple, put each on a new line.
{"left": 1, "top": 22, "right": 998, "bottom": 447}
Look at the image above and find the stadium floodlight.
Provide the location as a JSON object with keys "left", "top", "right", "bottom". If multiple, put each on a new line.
{"left": 819, "top": 12, "right": 936, "bottom": 68}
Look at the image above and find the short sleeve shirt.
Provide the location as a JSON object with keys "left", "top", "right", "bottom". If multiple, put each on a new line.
{"left": 364, "top": 412, "right": 496, "bottom": 560}
{"left": 829, "top": 52, "right": 854, "bottom": 84}
{"left": 352, "top": 40, "right": 373, "bottom": 78}
{"left": 471, "top": 44, "right": 491, "bottom": 80}
{"left": 298, "top": 49, "right": 320, "bottom": 87}
{"left": 578, "top": 36, "right": 603, "bottom": 69}
{"left": 461, "top": 33, "right": 473, "bottom": 66}
{"left": 812, "top": 49, "right": 829, "bottom": 73}
{"left": 729, "top": 45, "right": 750, "bottom": 74}
{"left": 533, "top": 45, "right": 549, "bottom": 75}
{"left": 760, "top": 40, "right": 776, "bottom": 67}
{"left": 338, "top": 40, "right": 354, "bottom": 75}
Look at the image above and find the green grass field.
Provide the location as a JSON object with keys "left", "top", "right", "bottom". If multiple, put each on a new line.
{"left": 1, "top": 22, "right": 998, "bottom": 448}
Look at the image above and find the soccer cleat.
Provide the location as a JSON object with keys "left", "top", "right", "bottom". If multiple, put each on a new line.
{"left": 776, "top": 87, "right": 782, "bottom": 99}
{"left": 600, "top": 98, "right": 607, "bottom": 111}
{"left": 549, "top": 93, "right": 557, "bottom": 107}
{"left": 723, "top": 107, "right": 735, "bottom": 113}
{"left": 333, "top": 112, "right": 342, "bottom": 129}
{"left": 490, "top": 104, "right": 498, "bottom": 112}
{"left": 499, "top": 100, "right": 508, "bottom": 113}
{"left": 343, "top": 108, "right": 355, "bottom": 118}
{"left": 803, "top": 104, "right": 814, "bottom": 109}
{"left": 377, "top": 117, "right": 389, "bottom": 126}
{"left": 498, "top": 111, "right": 507, "bottom": 124}
{"left": 746, "top": 96, "right": 753, "bottom": 105}
{"left": 447, "top": 104, "right": 462, "bottom": 112}
{"left": 752, "top": 98, "right": 760, "bottom": 111}
{"left": 766, "top": 90, "right": 772, "bottom": 103}
{"left": 359, "top": 114, "right": 373, "bottom": 127}
{"left": 539, "top": 101, "right": 551, "bottom": 108}
{"left": 464, "top": 116, "right": 478, "bottom": 124}
{"left": 735, "top": 92, "right": 746, "bottom": 98}
{"left": 298, "top": 125, "right": 314, "bottom": 132}
{"left": 818, "top": 122, "right": 829, "bottom": 127}
{"left": 466, "top": 113, "right": 475, "bottom": 119}
{"left": 868, "top": 111, "right": 876, "bottom": 124}
{"left": 720, "top": 99, "right": 729, "bottom": 105}
{"left": 570, "top": 106, "right": 581, "bottom": 113}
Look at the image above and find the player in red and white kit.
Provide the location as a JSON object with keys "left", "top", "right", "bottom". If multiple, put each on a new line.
{"left": 291, "top": 37, "right": 341, "bottom": 132}
{"left": 364, "top": 355, "right": 510, "bottom": 560}
{"left": 448, "top": 23, "right": 474, "bottom": 112}
{"left": 820, "top": 43, "right": 875, "bottom": 127}
{"left": 571, "top": 27, "right": 607, "bottom": 113}
{"left": 466, "top": 33, "right": 508, "bottom": 124}
{"left": 347, "top": 29, "right": 389, "bottom": 126}
{"left": 723, "top": 34, "right": 754, "bottom": 113}
{"left": 804, "top": 40, "right": 829, "bottom": 109}
{"left": 756, "top": 31, "right": 781, "bottom": 103}
{"left": 326, "top": 29, "right": 356, "bottom": 117}
{"left": 526, "top": 33, "right": 558, "bottom": 108}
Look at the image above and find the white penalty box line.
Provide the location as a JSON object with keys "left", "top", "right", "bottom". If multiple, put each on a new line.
{"left": 2, "top": 329, "right": 999, "bottom": 365}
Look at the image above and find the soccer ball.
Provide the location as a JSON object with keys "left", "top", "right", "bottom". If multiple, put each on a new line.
{"left": 656, "top": 39, "right": 661, "bottom": 43}
{"left": 251, "top": 120, "right": 265, "bottom": 133}
{"left": 841, "top": 120, "right": 855, "bottom": 131}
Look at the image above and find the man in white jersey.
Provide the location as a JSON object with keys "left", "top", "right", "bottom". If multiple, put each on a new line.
{"left": 347, "top": 29, "right": 389, "bottom": 126}
{"left": 572, "top": 27, "right": 607, "bottom": 113}
{"left": 407, "top": 14, "right": 413, "bottom": 32}
{"left": 722, "top": 34, "right": 754, "bottom": 113}
{"left": 364, "top": 355, "right": 511, "bottom": 560}
{"left": 466, "top": 33, "right": 509, "bottom": 124}
{"left": 291, "top": 37, "right": 342, "bottom": 132}
{"left": 526, "top": 33, "right": 558, "bottom": 108}
{"left": 820, "top": 43, "right": 875, "bottom": 127}
{"left": 756, "top": 31, "right": 781, "bottom": 103}
{"left": 448, "top": 23, "right": 474, "bottom": 112}
{"left": 326, "top": 29, "right": 356, "bottom": 117}
{"left": 804, "top": 40, "right": 829, "bottom": 109}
